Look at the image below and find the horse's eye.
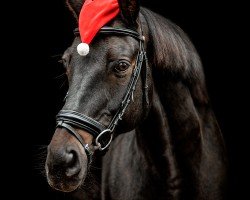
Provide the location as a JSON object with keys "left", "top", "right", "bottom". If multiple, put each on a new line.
{"left": 114, "top": 61, "right": 130, "bottom": 72}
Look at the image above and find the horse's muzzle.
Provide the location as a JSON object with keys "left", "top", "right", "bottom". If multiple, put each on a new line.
{"left": 45, "top": 128, "right": 88, "bottom": 192}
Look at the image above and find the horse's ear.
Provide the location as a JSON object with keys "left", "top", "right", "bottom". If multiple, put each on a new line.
{"left": 118, "top": 0, "right": 140, "bottom": 26}
{"left": 66, "top": 0, "right": 85, "bottom": 19}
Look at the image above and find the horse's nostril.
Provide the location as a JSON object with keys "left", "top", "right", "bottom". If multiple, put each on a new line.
{"left": 46, "top": 146, "right": 81, "bottom": 179}
{"left": 65, "top": 148, "right": 80, "bottom": 177}
{"left": 65, "top": 150, "right": 76, "bottom": 166}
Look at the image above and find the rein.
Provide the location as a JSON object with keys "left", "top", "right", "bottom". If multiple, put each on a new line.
{"left": 56, "top": 26, "right": 148, "bottom": 159}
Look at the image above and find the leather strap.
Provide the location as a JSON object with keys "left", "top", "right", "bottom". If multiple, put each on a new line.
{"left": 56, "top": 121, "right": 93, "bottom": 162}
{"left": 99, "top": 27, "right": 142, "bottom": 41}
{"left": 57, "top": 110, "right": 106, "bottom": 138}
{"left": 74, "top": 27, "right": 144, "bottom": 41}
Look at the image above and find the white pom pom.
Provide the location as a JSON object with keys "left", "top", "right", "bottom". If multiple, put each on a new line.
{"left": 77, "top": 43, "right": 90, "bottom": 56}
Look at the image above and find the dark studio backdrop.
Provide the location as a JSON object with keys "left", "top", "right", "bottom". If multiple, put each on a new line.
{"left": 29, "top": 0, "right": 248, "bottom": 199}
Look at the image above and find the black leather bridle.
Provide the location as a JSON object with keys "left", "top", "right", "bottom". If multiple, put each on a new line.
{"left": 56, "top": 26, "right": 148, "bottom": 159}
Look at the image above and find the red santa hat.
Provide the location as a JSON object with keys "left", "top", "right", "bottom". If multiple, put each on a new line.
{"left": 77, "top": 0, "right": 120, "bottom": 56}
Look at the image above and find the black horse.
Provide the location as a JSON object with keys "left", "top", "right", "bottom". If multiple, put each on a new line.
{"left": 45, "top": 0, "right": 227, "bottom": 199}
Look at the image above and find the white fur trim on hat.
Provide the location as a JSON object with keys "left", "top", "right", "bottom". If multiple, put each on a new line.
{"left": 77, "top": 43, "right": 90, "bottom": 56}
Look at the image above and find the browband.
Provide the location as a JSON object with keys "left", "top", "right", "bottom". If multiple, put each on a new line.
{"left": 74, "top": 27, "right": 144, "bottom": 41}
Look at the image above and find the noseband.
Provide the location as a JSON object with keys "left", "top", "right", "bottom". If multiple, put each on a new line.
{"left": 56, "top": 26, "right": 148, "bottom": 158}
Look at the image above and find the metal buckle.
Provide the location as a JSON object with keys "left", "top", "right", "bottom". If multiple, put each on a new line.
{"left": 84, "top": 144, "right": 93, "bottom": 156}
{"left": 95, "top": 129, "right": 113, "bottom": 151}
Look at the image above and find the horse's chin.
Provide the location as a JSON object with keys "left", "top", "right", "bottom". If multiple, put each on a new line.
{"left": 46, "top": 168, "right": 87, "bottom": 193}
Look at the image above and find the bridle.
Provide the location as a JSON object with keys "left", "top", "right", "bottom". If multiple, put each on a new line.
{"left": 56, "top": 26, "right": 148, "bottom": 160}
{"left": 56, "top": 26, "right": 148, "bottom": 158}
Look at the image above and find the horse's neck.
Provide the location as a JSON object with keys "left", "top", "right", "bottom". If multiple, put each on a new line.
{"left": 153, "top": 77, "right": 227, "bottom": 199}
{"left": 138, "top": 89, "right": 172, "bottom": 159}
{"left": 136, "top": 89, "right": 181, "bottom": 195}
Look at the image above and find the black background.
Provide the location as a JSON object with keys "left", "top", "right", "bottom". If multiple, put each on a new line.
{"left": 28, "top": 0, "right": 248, "bottom": 199}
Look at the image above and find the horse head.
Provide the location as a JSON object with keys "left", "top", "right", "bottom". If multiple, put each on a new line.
{"left": 45, "top": 0, "right": 153, "bottom": 192}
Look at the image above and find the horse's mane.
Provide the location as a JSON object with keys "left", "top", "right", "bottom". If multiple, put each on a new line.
{"left": 141, "top": 7, "right": 209, "bottom": 106}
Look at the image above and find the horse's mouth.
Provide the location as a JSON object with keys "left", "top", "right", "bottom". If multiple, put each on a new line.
{"left": 45, "top": 153, "right": 88, "bottom": 192}
{"left": 46, "top": 169, "right": 85, "bottom": 192}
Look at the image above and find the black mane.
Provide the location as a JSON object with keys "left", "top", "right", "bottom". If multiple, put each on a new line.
{"left": 141, "top": 7, "right": 209, "bottom": 106}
